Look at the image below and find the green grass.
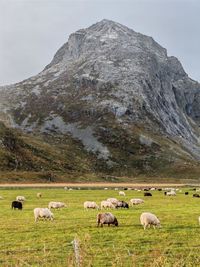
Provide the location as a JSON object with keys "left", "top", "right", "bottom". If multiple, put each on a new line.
{"left": 0, "top": 188, "right": 200, "bottom": 266}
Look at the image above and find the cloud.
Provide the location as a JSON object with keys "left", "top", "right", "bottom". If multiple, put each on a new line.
{"left": 0, "top": 0, "right": 199, "bottom": 85}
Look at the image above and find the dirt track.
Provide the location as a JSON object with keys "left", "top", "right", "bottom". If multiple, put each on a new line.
{"left": 0, "top": 182, "right": 188, "bottom": 188}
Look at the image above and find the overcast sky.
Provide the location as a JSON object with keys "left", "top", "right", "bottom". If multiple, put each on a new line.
{"left": 0, "top": 0, "right": 199, "bottom": 86}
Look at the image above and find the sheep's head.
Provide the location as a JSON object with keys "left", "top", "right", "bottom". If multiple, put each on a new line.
{"left": 114, "top": 219, "right": 119, "bottom": 226}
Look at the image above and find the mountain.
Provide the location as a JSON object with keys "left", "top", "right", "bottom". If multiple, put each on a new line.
{"left": 1, "top": 19, "right": 200, "bottom": 182}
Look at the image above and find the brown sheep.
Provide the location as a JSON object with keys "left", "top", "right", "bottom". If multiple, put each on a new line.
{"left": 97, "top": 212, "right": 118, "bottom": 227}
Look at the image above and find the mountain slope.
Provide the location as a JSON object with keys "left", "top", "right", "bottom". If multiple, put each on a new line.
{"left": 0, "top": 19, "right": 200, "bottom": 182}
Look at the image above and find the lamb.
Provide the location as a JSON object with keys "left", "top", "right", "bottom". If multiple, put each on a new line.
{"left": 48, "top": 201, "right": 66, "bottom": 209}
{"left": 97, "top": 212, "right": 118, "bottom": 227}
{"left": 83, "top": 201, "right": 99, "bottom": 210}
{"left": 37, "top": 192, "right": 42, "bottom": 198}
{"left": 119, "top": 191, "right": 125, "bottom": 196}
{"left": 140, "top": 212, "right": 161, "bottom": 230}
{"left": 16, "top": 196, "right": 26, "bottom": 201}
{"left": 101, "top": 201, "right": 115, "bottom": 209}
{"left": 34, "top": 208, "right": 54, "bottom": 222}
{"left": 130, "top": 198, "right": 144, "bottom": 206}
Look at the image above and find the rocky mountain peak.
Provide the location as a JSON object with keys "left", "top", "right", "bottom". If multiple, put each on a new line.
{"left": 46, "top": 19, "right": 168, "bottom": 71}
{"left": 1, "top": 19, "right": 200, "bottom": 162}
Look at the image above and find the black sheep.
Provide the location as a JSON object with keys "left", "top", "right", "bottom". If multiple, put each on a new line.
{"left": 144, "top": 192, "right": 152, "bottom": 197}
{"left": 12, "top": 201, "right": 23, "bottom": 210}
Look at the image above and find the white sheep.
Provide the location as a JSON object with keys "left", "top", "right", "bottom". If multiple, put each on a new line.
{"left": 130, "top": 198, "right": 144, "bottom": 206}
{"left": 48, "top": 201, "right": 66, "bottom": 209}
{"left": 34, "top": 208, "right": 54, "bottom": 222}
{"left": 83, "top": 201, "right": 99, "bottom": 210}
{"left": 140, "top": 212, "right": 161, "bottom": 230}
{"left": 107, "top": 198, "right": 118, "bottom": 205}
{"left": 37, "top": 192, "right": 42, "bottom": 198}
{"left": 16, "top": 196, "right": 26, "bottom": 202}
{"left": 119, "top": 191, "right": 125, "bottom": 196}
{"left": 166, "top": 191, "right": 176, "bottom": 196}
{"left": 198, "top": 216, "right": 200, "bottom": 225}
{"left": 101, "top": 200, "right": 115, "bottom": 209}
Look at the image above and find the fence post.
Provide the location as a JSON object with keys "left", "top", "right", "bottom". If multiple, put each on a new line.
{"left": 72, "top": 237, "right": 80, "bottom": 267}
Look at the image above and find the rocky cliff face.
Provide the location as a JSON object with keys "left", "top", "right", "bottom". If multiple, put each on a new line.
{"left": 1, "top": 19, "right": 200, "bottom": 166}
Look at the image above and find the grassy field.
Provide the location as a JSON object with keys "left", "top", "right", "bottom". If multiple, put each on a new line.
{"left": 1, "top": 187, "right": 200, "bottom": 266}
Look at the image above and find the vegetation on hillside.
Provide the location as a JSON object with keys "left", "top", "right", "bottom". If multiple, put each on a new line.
{"left": 0, "top": 122, "right": 200, "bottom": 183}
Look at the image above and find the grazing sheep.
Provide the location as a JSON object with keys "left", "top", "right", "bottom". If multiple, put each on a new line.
{"left": 193, "top": 194, "right": 200, "bottom": 198}
{"left": 185, "top": 192, "right": 189, "bottom": 195}
{"left": 97, "top": 212, "right": 118, "bottom": 227}
{"left": 16, "top": 196, "right": 26, "bottom": 202}
{"left": 115, "top": 201, "right": 129, "bottom": 209}
{"left": 130, "top": 198, "right": 144, "bottom": 206}
{"left": 34, "top": 208, "right": 54, "bottom": 222}
{"left": 12, "top": 201, "right": 23, "bottom": 210}
{"left": 140, "top": 212, "right": 160, "bottom": 230}
{"left": 101, "top": 201, "right": 115, "bottom": 209}
{"left": 119, "top": 191, "right": 125, "bottom": 196}
{"left": 37, "top": 193, "right": 42, "bottom": 198}
{"left": 83, "top": 201, "right": 99, "bottom": 210}
{"left": 107, "top": 198, "right": 118, "bottom": 205}
{"left": 144, "top": 192, "right": 152, "bottom": 197}
{"left": 166, "top": 191, "right": 176, "bottom": 196}
{"left": 48, "top": 201, "right": 66, "bottom": 209}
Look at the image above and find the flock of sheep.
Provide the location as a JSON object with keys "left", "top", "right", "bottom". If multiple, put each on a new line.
{"left": 84, "top": 187, "right": 200, "bottom": 229}
{"left": 7, "top": 186, "right": 200, "bottom": 229}
{"left": 10, "top": 193, "right": 66, "bottom": 222}
{"left": 83, "top": 191, "right": 160, "bottom": 229}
